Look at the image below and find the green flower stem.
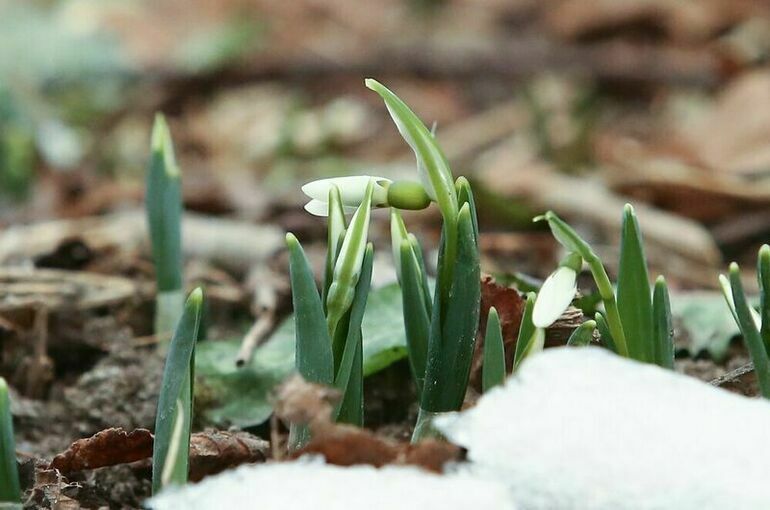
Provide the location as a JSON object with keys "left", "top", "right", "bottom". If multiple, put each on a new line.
{"left": 540, "top": 211, "right": 628, "bottom": 357}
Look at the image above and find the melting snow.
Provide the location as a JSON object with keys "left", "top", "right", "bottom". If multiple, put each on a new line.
{"left": 438, "top": 347, "right": 770, "bottom": 510}
{"left": 148, "top": 458, "right": 515, "bottom": 510}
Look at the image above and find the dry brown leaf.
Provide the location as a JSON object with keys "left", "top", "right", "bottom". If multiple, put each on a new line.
{"left": 49, "top": 427, "right": 268, "bottom": 480}
{"left": 275, "top": 376, "right": 461, "bottom": 473}
{"left": 468, "top": 276, "right": 525, "bottom": 389}
{"left": 49, "top": 428, "right": 153, "bottom": 474}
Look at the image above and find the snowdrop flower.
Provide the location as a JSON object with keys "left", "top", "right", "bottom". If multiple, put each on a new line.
{"left": 303, "top": 175, "right": 432, "bottom": 217}
{"left": 533, "top": 253, "right": 582, "bottom": 328}
{"left": 303, "top": 176, "right": 390, "bottom": 217}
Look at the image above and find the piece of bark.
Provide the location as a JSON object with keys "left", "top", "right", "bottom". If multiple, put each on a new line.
{"left": 49, "top": 428, "right": 269, "bottom": 480}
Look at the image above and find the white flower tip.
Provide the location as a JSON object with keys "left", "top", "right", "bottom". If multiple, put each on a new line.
{"left": 532, "top": 267, "right": 577, "bottom": 328}
{"left": 304, "top": 200, "right": 329, "bottom": 217}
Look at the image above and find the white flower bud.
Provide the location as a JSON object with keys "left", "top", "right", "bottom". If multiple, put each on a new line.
{"left": 533, "top": 266, "right": 578, "bottom": 328}
{"left": 719, "top": 273, "right": 761, "bottom": 329}
{"left": 302, "top": 175, "right": 390, "bottom": 217}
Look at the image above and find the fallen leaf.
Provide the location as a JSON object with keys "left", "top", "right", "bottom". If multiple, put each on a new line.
{"left": 275, "top": 376, "right": 460, "bottom": 473}
{"left": 49, "top": 428, "right": 153, "bottom": 473}
{"left": 48, "top": 427, "right": 268, "bottom": 480}
{"left": 469, "top": 276, "right": 526, "bottom": 389}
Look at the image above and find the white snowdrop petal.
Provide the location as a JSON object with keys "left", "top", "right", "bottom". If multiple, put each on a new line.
{"left": 302, "top": 176, "right": 389, "bottom": 206}
{"left": 532, "top": 267, "right": 577, "bottom": 328}
{"left": 304, "top": 199, "right": 330, "bottom": 217}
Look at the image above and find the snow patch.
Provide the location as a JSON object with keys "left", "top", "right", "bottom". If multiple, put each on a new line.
{"left": 438, "top": 347, "right": 770, "bottom": 510}
{"left": 148, "top": 458, "right": 515, "bottom": 510}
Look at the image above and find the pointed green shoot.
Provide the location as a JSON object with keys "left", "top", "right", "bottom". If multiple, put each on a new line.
{"left": 420, "top": 203, "right": 480, "bottom": 412}
{"left": 152, "top": 288, "right": 203, "bottom": 494}
{"left": 728, "top": 263, "right": 770, "bottom": 398}
{"left": 147, "top": 114, "right": 184, "bottom": 339}
{"left": 595, "top": 311, "right": 617, "bottom": 352}
{"left": 333, "top": 244, "right": 374, "bottom": 426}
{"left": 456, "top": 177, "right": 479, "bottom": 243}
{"left": 567, "top": 320, "right": 596, "bottom": 347}
{"left": 652, "top": 276, "right": 674, "bottom": 369}
{"left": 286, "top": 234, "right": 334, "bottom": 386}
{"left": 323, "top": 185, "right": 347, "bottom": 309}
{"left": 482, "top": 307, "right": 506, "bottom": 392}
{"left": 617, "top": 204, "right": 654, "bottom": 363}
{"left": 513, "top": 293, "right": 538, "bottom": 371}
{"left": 0, "top": 378, "right": 20, "bottom": 503}
{"left": 758, "top": 244, "right": 770, "bottom": 355}
{"left": 538, "top": 211, "right": 628, "bottom": 357}
{"left": 400, "top": 239, "right": 430, "bottom": 397}
{"left": 286, "top": 233, "right": 334, "bottom": 449}
{"left": 326, "top": 182, "right": 373, "bottom": 340}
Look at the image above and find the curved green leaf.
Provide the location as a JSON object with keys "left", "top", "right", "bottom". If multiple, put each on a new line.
{"left": 152, "top": 288, "right": 203, "bottom": 493}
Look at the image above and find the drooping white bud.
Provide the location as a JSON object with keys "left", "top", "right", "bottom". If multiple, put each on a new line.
{"left": 302, "top": 176, "right": 390, "bottom": 217}
{"left": 533, "top": 266, "right": 578, "bottom": 328}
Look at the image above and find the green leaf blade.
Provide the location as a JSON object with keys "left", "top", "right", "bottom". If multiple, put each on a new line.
{"left": 513, "top": 293, "right": 537, "bottom": 371}
{"left": 334, "top": 244, "right": 374, "bottom": 426}
{"left": 147, "top": 113, "right": 183, "bottom": 294}
{"left": 420, "top": 204, "right": 480, "bottom": 412}
{"left": 652, "top": 276, "right": 674, "bottom": 369}
{"left": 152, "top": 288, "right": 203, "bottom": 494}
{"left": 729, "top": 264, "right": 770, "bottom": 398}
{"left": 0, "top": 378, "right": 20, "bottom": 503}
{"left": 617, "top": 204, "right": 654, "bottom": 363}
{"left": 758, "top": 244, "right": 770, "bottom": 355}
{"left": 567, "top": 320, "right": 596, "bottom": 347}
{"left": 286, "top": 234, "right": 334, "bottom": 386}
{"left": 399, "top": 239, "right": 431, "bottom": 395}
{"left": 482, "top": 307, "right": 506, "bottom": 392}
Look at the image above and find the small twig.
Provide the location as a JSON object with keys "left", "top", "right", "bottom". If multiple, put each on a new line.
{"left": 235, "top": 312, "right": 275, "bottom": 367}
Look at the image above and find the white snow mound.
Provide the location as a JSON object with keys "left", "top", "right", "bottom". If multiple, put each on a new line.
{"left": 148, "top": 458, "right": 515, "bottom": 510}
{"left": 437, "top": 347, "right": 770, "bottom": 510}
